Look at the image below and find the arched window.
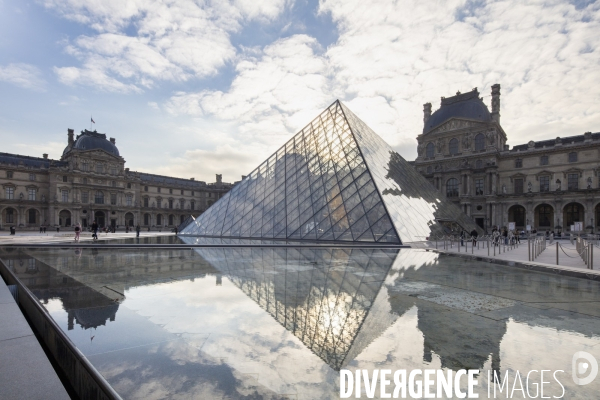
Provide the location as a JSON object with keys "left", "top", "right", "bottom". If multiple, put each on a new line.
{"left": 94, "top": 191, "right": 104, "bottom": 204}
{"left": 426, "top": 142, "right": 434, "bottom": 158}
{"left": 28, "top": 209, "right": 36, "bottom": 224}
{"left": 157, "top": 214, "right": 163, "bottom": 225}
{"left": 565, "top": 203, "right": 583, "bottom": 227}
{"left": 144, "top": 213, "right": 150, "bottom": 225}
{"left": 474, "top": 133, "right": 485, "bottom": 151}
{"left": 6, "top": 208, "right": 14, "bottom": 223}
{"left": 168, "top": 215, "right": 174, "bottom": 225}
{"left": 446, "top": 178, "right": 459, "bottom": 197}
{"left": 449, "top": 138, "right": 459, "bottom": 155}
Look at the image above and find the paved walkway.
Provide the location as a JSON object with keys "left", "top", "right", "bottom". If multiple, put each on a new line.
{"left": 0, "top": 278, "right": 70, "bottom": 399}
{"left": 0, "top": 231, "right": 175, "bottom": 244}
{"left": 424, "top": 238, "right": 598, "bottom": 271}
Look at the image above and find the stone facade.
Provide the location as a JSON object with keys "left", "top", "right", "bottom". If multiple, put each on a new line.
{"left": 0, "top": 129, "right": 233, "bottom": 230}
{"left": 415, "top": 85, "right": 600, "bottom": 234}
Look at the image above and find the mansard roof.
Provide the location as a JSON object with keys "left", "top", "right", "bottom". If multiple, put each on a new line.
{"left": 424, "top": 89, "right": 491, "bottom": 134}
{"left": 0, "top": 152, "right": 67, "bottom": 169}
{"left": 510, "top": 132, "right": 600, "bottom": 152}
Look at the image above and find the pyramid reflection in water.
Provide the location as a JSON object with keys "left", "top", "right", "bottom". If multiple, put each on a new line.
{"left": 181, "top": 101, "right": 480, "bottom": 243}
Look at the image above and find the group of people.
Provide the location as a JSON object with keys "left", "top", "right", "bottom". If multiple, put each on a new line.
{"left": 490, "top": 227, "right": 522, "bottom": 246}
{"left": 74, "top": 221, "right": 142, "bottom": 241}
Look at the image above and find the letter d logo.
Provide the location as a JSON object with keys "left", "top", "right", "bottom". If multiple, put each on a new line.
{"left": 572, "top": 351, "right": 598, "bottom": 385}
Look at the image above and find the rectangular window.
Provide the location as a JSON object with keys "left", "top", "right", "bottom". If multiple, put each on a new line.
{"left": 568, "top": 173, "right": 578, "bottom": 190}
{"left": 514, "top": 178, "right": 524, "bottom": 194}
{"left": 191, "top": 201, "right": 195, "bottom": 211}
{"left": 127, "top": 183, "right": 131, "bottom": 189}
{"left": 29, "top": 173, "right": 36, "bottom": 181}
{"left": 82, "top": 191, "right": 89, "bottom": 203}
{"left": 6, "top": 209, "right": 14, "bottom": 223}
{"left": 191, "top": 191, "right": 194, "bottom": 196}
{"left": 5, "top": 187, "right": 14, "bottom": 199}
{"left": 144, "top": 197, "right": 149, "bottom": 207}
{"left": 111, "top": 181, "right": 116, "bottom": 187}
{"left": 515, "top": 159, "right": 522, "bottom": 168}
{"left": 169, "top": 188, "right": 173, "bottom": 194}
{"left": 61, "top": 189, "right": 68, "bottom": 202}
{"left": 157, "top": 199, "right": 162, "bottom": 208}
{"left": 169, "top": 200, "right": 173, "bottom": 209}
{"left": 126, "top": 195, "right": 132, "bottom": 206}
{"left": 540, "top": 176, "right": 550, "bottom": 192}
{"left": 180, "top": 190, "right": 184, "bottom": 195}
{"left": 144, "top": 186, "right": 148, "bottom": 192}
{"left": 29, "top": 189, "right": 37, "bottom": 201}
{"left": 475, "top": 179, "right": 484, "bottom": 196}
{"left": 540, "top": 155, "right": 548, "bottom": 165}
{"left": 569, "top": 152, "right": 577, "bottom": 163}
{"left": 158, "top": 187, "right": 161, "bottom": 193}
{"left": 63, "top": 176, "right": 68, "bottom": 182}
{"left": 82, "top": 161, "right": 88, "bottom": 171}
{"left": 6, "top": 171, "right": 13, "bottom": 178}
{"left": 111, "top": 167, "right": 117, "bottom": 175}
{"left": 110, "top": 193, "right": 117, "bottom": 205}
{"left": 96, "top": 164, "right": 103, "bottom": 173}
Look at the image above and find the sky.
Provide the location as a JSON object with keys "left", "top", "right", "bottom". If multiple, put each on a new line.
{"left": 1, "top": 0, "right": 599, "bottom": 184}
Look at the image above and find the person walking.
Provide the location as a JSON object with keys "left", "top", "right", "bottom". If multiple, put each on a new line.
{"left": 91, "top": 220, "right": 98, "bottom": 240}
{"left": 74, "top": 223, "right": 81, "bottom": 242}
{"left": 135, "top": 224, "right": 141, "bottom": 238}
{"left": 470, "top": 228, "right": 478, "bottom": 246}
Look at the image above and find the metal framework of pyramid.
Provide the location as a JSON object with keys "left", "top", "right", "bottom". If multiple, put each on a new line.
{"left": 181, "top": 100, "right": 480, "bottom": 244}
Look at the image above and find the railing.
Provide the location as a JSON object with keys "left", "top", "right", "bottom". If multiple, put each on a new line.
{"left": 528, "top": 235, "right": 546, "bottom": 261}
{"left": 575, "top": 236, "right": 594, "bottom": 269}
{"left": 428, "top": 233, "right": 522, "bottom": 257}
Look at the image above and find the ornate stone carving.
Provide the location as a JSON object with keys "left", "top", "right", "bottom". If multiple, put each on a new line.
{"left": 436, "top": 138, "right": 445, "bottom": 153}
{"left": 463, "top": 133, "right": 472, "bottom": 149}
{"left": 417, "top": 142, "right": 424, "bottom": 156}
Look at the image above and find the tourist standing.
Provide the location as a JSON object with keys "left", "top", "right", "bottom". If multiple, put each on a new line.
{"left": 74, "top": 223, "right": 81, "bottom": 242}
{"left": 135, "top": 224, "right": 141, "bottom": 238}
{"left": 91, "top": 220, "right": 98, "bottom": 240}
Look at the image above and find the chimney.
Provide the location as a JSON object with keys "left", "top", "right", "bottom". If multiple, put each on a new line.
{"left": 216, "top": 174, "right": 222, "bottom": 184}
{"left": 125, "top": 168, "right": 129, "bottom": 172}
{"left": 190, "top": 177, "right": 195, "bottom": 181}
{"left": 109, "top": 137, "right": 116, "bottom": 144}
{"left": 491, "top": 84, "right": 501, "bottom": 124}
{"left": 43, "top": 153, "right": 48, "bottom": 159}
{"left": 242, "top": 175, "right": 247, "bottom": 180}
{"left": 67, "top": 128, "right": 74, "bottom": 146}
{"left": 423, "top": 103, "right": 432, "bottom": 125}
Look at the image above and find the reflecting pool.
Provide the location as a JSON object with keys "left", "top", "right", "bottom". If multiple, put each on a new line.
{"left": 1, "top": 245, "right": 599, "bottom": 399}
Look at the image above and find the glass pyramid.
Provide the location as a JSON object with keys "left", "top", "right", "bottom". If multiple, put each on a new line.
{"left": 181, "top": 101, "right": 480, "bottom": 243}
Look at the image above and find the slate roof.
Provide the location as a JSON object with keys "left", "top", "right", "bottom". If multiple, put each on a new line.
{"left": 0, "top": 152, "right": 67, "bottom": 168}
{"left": 63, "top": 130, "right": 120, "bottom": 157}
{"left": 137, "top": 172, "right": 209, "bottom": 188}
{"left": 424, "top": 89, "right": 492, "bottom": 134}
{"left": 510, "top": 132, "right": 600, "bottom": 151}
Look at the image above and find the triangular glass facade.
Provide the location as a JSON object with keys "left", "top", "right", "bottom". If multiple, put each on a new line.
{"left": 181, "top": 101, "right": 481, "bottom": 243}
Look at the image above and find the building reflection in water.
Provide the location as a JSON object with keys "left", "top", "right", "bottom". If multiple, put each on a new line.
{"left": 2, "top": 245, "right": 599, "bottom": 377}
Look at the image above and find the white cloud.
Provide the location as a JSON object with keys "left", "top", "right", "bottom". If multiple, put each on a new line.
{"left": 44, "top": 0, "right": 290, "bottom": 92}
{"left": 0, "top": 63, "right": 46, "bottom": 91}
{"left": 166, "top": 35, "right": 333, "bottom": 148}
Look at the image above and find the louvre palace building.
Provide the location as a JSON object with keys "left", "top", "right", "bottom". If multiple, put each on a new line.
{"left": 414, "top": 84, "right": 600, "bottom": 234}
{"left": 0, "top": 129, "right": 233, "bottom": 230}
